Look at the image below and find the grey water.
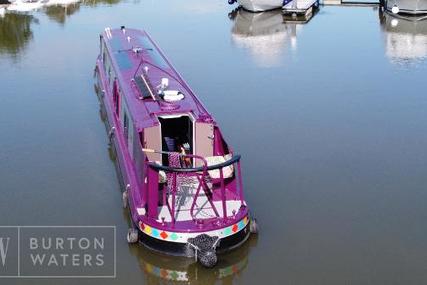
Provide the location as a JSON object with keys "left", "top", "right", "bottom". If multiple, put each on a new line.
{"left": 1, "top": 0, "right": 427, "bottom": 284}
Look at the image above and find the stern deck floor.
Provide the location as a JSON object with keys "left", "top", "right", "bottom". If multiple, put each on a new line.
{"left": 157, "top": 179, "right": 243, "bottom": 223}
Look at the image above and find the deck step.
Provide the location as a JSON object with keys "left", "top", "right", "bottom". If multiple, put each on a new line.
{"left": 157, "top": 200, "right": 242, "bottom": 223}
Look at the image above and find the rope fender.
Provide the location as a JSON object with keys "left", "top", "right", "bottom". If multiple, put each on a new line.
{"left": 186, "top": 234, "right": 220, "bottom": 268}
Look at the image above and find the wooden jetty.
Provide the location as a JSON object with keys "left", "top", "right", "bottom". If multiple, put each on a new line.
{"left": 283, "top": 0, "right": 319, "bottom": 19}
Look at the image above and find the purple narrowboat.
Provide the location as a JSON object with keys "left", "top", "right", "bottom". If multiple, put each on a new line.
{"left": 94, "top": 27, "right": 257, "bottom": 267}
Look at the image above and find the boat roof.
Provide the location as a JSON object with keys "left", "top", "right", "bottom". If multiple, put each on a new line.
{"left": 101, "top": 27, "right": 213, "bottom": 131}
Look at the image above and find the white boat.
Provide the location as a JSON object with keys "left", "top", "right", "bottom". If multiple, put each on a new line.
{"left": 44, "top": 0, "right": 80, "bottom": 6}
{"left": 236, "top": 0, "right": 285, "bottom": 12}
{"left": 385, "top": 0, "right": 427, "bottom": 14}
{"left": 380, "top": 11, "right": 427, "bottom": 62}
{"left": 7, "top": 0, "right": 47, "bottom": 11}
{"left": 0, "top": 7, "right": 5, "bottom": 17}
{"left": 231, "top": 9, "right": 302, "bottom": 67}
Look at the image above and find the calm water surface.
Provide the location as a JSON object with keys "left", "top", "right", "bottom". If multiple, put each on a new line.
{"left": 1, "top": 1, "right": 427, "bottom": 284}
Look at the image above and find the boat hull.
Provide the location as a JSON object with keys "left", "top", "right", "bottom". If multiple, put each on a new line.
{"left": 385, "top": 0, "right": 427, "bottom": 14}
{"left": 237, "top": 0, "right": 285, "bottom": 12}
{"left": 138, "top": 223, "right": 251, "bottom": 257}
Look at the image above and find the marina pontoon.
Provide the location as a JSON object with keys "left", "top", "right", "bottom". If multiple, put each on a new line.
{"left": 230, "top": 0, "right": 287, "bottom": 12}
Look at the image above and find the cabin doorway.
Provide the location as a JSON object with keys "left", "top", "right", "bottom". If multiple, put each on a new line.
{"left": 159, "top": 115, "right": 194, "bottom": 166}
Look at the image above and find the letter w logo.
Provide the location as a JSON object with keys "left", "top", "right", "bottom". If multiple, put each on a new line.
{"left": 0, "top": 238, "right": 10, "bottom": 266}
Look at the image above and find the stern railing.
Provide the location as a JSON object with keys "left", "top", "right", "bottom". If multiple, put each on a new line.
{"left": 144, "top": 153, "right": 244, "bottom": 225}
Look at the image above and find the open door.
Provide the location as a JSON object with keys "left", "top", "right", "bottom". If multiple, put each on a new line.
{"left": 144, "top": 125, "right": 161, "bottom": 163}
{"left": 158, "top": 115, "right": 194, "bottom": 165}
{"left": 195, "top": 122, "right": 214, "bottom": 166}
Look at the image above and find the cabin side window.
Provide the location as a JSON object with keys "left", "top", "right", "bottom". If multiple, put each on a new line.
{"left": 128, "top": 119, "right": 134, "bottom": 160}
{"left": 121, "top": 101, "right": 134, "bottom": 159}
{"left": 103, "top": 52, "right": 107, "bottom": 70}
{"left": 102, "top": 44, "right": 114, "bottom": 90}
{"left": 123, "top": 113, "right": 129, "bottom": 140}
{"left": 100, "top": 36, "right": 104, "bottom": 59}
{"left": 109, "top": 70, "right": 116, "bottom": 91}
{"left": 133, "top": 132, "right": 145, "bottom": 186}
{"left": 102, "top": 42, "right": 108, "bottom": 72}
{"left": 113, "top": 80, "right": 120, "bottom": 116}
{"left": 101, "top": 42, "right": 116, "bottom": 93}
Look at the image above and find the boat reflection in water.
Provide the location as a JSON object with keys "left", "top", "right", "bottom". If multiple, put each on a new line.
{"left": 230, "top": 8, "right": 306, "bottom": 67}
{"left": 0, "top": 12, "right": 37, "bottom": 57}
{"left": 44, "top": 0, "right": 81, "bottom": 24}
{"left": 136, "top": 236, "right": 257, "bottom": 284}
{"left": 380, "top": 10, "right": 427, "bottom": 64}
{"left": 43, "top": 0, "right": 119, "bottom": 24}
{"left": 0, "top": 0, "right": 121, "bottom": 57}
